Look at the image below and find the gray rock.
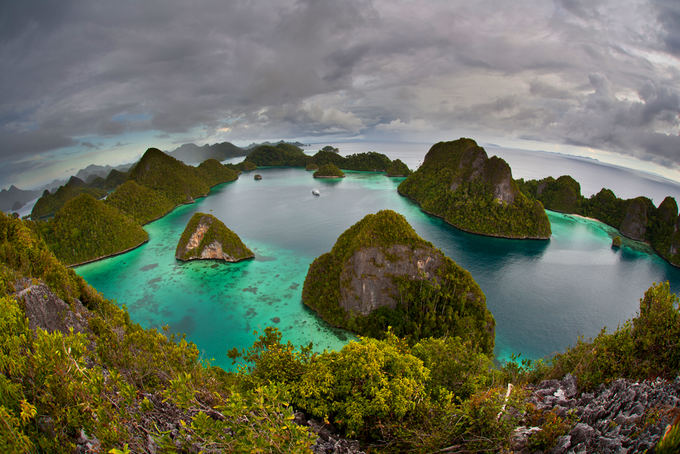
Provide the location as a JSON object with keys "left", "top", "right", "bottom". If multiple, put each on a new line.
{"left": 14, "top": 281, "right": 90, "bottom": 334}
{"left": 550, "top": 435, "right": 571, "bottom": 454}
{"left": 569, "top": 423, "right": 597, "bottom": 446}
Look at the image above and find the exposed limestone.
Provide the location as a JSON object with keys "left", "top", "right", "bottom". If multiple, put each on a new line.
{"left": 176, "top": 212, "right": 254, "bottom": 262}
{"left": 14, "top": 279, "right": 90, "bottom": 334}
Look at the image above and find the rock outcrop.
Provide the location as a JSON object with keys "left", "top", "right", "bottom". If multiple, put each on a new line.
{"left": 313, "top": 163, "right": 345, "bottom": 178}
{"left": 512, "top": 374, "right": 680, "bottom": 453}
{"left": 302, "top": 210, "right": 495, "bottom": 352}
{"left": 619, "top": 197, "right": 655, "bottom": 241}
{"left": 175, "top": 212, "right": 254, "bottom": 262}
{"left": 398, "top": 138, "right": 551, "bottom": 239}
{"left": 13, "top": 279, "right": 91, "bottom": 334}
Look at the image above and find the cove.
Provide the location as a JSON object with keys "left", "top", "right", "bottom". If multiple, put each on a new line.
{"left": 76, "top": 167, "right": 680, "bottom": 368}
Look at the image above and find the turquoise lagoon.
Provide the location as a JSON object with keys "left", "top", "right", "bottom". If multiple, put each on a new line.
{"left": 76, "top": 167, "right": 680, "bottom": 368}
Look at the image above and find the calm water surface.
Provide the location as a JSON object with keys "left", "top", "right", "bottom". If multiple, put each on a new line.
{"left": 77, "top": 153, "right": 680, "bottom": 368}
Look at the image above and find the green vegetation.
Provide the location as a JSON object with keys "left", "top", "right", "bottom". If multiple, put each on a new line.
{"left": 0, "top": 211, "right": 313, "bottom": 452}
{"left": 612, "top": 235, "right": 622, "bottom": 248}
{"left": 30, "top": 177, "right": 107, "bottom": 220}
{"left": 175, "top": 212, "right": 254, "bottom": 262}
{"left": 517, "top": 175, "right": 581, "bottom": 213}
{"left": 105, "top": 180, "right": 175, "bottom": 225}
{"left": 1, "top": 207, "right": 677, "bottom": 452}
{"left": 386, "top": 158, "right": 411, "bottom": 177}
{"left": 313, "top": 163, "right": 345, "bottom": 178}
{"left": 305, "top": 162, "right": 319, "bottom": 171}
{"left": 302, "top": 210, "right": 495, "bottom": 352}
{"left": 398, "top": 138, "right": 551, "bottom": 239}
{"left": 37, "top": 194, "right": 148, "bottom": 266}
{"left": 536, "top": 282, "right": 680, "bottom": 391}
{"left": 196, "top": 159, "right": 239, "bottom": 187}
{"left": 128, "top": 148, "right": 212, "bottom": 205}
{"left": 233, "top": 160, "right": 257, "bottom": 172}
{"left": 518, "top": 174, "right": 680, "bottom": 266}
{"left": 246, "top": 143, "right": 309, "bottom": 167}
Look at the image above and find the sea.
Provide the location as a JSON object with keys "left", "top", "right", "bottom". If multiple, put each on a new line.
{"left": 75, "top": 142, "right": 680, "bottom": 368}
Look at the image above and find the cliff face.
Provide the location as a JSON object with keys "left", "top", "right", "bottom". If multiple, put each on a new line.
{"left": 338, "top": 245, "right": 445, "bottom": 316}
{"left": 398, "top": 138, "right": 551, "bottom": 239}
{"left": 619, "top": 197, "right": 654, "bottom": 241}
{"left": 175, "top": 212, "right": 254, "bottom": 262}
{"left": 302, "top": 210, "right": 495, "bottom": 352}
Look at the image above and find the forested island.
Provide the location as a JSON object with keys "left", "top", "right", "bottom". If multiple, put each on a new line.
{"left": 398, "top": 138, "right": 551, "bottom": 239}
{"left": 176, "top": 212, "right": 254, "bottom": 262}
{"left": 302, "top": 210, "right": 495, "bottom": 352}
{"left": 517, "top": 175, "right": 680, "bottom": 267}
{"left": 1, "top": 208, "right": 679, "bottom": 452}
{"left": 27, "top": 148, "right": 240, "bottom": 266}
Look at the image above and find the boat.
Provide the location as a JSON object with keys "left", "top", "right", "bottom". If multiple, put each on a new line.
{"left": 312, "top": 189, "right": 320, "bottom": 196}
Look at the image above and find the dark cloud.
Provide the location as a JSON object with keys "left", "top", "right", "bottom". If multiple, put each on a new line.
{"left": 1, "top": 0, "right": 679, "bottom": 186}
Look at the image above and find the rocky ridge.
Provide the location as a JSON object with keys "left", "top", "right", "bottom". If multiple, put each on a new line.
{"left": 513, "top": 374, "right": 680, "bottom": 453}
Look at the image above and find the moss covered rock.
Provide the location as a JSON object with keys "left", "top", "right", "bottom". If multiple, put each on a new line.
{"left": 196, "top": 159, "right": 240, "bottom": 187}
{"left": 302, "top": 210, "right": 495, "bottom": 352}
{"left": 313, "top": 163, "right": 345, "bottom": 178}
{"left": 176, "top": 212, "right": 254, "bottom": 262}
{"left": 398, "top": 138, "right": 551, "bottom": 239}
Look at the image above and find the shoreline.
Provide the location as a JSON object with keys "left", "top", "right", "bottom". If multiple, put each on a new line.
{"left": 69, "top": 238, "right": 149, "bottom": 268}
{"left": 71, "top": 177, "right": 238, "bottom": 267}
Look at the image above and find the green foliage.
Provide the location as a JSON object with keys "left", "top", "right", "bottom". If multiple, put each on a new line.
{"left": 302, "top": 210, "right": 495, "bottom": 352}
{"left": 232, "top": 160, "right": 257, "bottom": 171}
{"left": 31, "top": 177, "right": 107, "bottom": 220}
{"left": 656, "top": 419, "right": 680, "bottom": 454}
{"left": 175, "top": 212, "right": 254, "bottom": 261}
{"left": 105, "top": 180, "right": 175, "bottom": 225}
{"left": 398, "top": 138, "right": 551, "bottom": 239}
{"left": 343, "top": 152, "right": 391, "bottom": 171}
{"left": 411, "top": 337, "right": 493, "bottom": 401}
{"left": 0, "top": 212, "right": 104, "bottom": 307}
{"left": 39, "top": 194, "right": 148, "bottom": 266}
{"left": 305, "top": 162, "right": 319, "bottom": 171}
{"left": 129, "top": 148, "right": 212, "bottom": 205}
{"left": 313, "top": 163, "right": 345, "bottom": 178}
{"left": 196, "top": 158, "right": 240, "bottom": 187}
{"left": 518, "top": 175, "right": 582, "bottom": 213}
{"left": 539, "top": 282, "right": 680, "bottom": 390}
{"left": 612, "top": 235, "right": 622, "bottom": 248}
{"left": 386, "top": 158, "right": 411, "bottom": 177}
{"left": 582, "top": 188, "right": 629, "bottom": 228}
{"left": 247, "top": 144, "right": 310, "bottom": 167}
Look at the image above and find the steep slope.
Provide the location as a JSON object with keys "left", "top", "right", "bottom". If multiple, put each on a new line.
{"left": 313, "top": 163, "right": 345, "bottom": 178}
{"left": 398, "top": 138, "right": 551, "bottom": 239}
{"left": 168, "top": 141, "right": 246, "bottom": 163}
{"left": 302, "top": 209, "right": 495, "bottom": 352}
{"left": 128, "top": 148, "right": 211, "bottom": 205}
{"left": 30, "top": 176, "right": 107, "bottom": 220}
{"left": 175, "top": 212, "right": 254, "bottom": 262}
{"left": 40, "top": 193, "right": 148, "bottom": 266}
{"left": 196, "top": 159, "right": 240, "bottom": 187}
{"left": 105, "top": 180, "right": 175, "bottom": 225}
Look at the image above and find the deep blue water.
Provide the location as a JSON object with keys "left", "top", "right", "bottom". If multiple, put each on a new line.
{"left": 76, "top": 146, "right": 680, "bottom": 368}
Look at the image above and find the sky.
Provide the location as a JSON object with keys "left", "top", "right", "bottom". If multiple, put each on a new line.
{"left": 1, "top": 0, "right": 680, "bottom": 188}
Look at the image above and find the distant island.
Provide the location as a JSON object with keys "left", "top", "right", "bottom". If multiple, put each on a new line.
{"left": 398, "top": 138, "right": 551, "bottom": 239}
{"left": 30, "top": 148, "right": 240, "bottom": 266}
{"left": 176, "top": 212, "right": 253, "bottom": 262}
{"left": 518, "top": 175, "right": 680, "bottom": 267}
{"left": 302, "top": 209, "right": 495, "bottom": 352}
{"left": 167, "top": 141, "right": 247, "bottom": 164}
{"left": 313, "top": 163, "right": 345, "bottom": 178}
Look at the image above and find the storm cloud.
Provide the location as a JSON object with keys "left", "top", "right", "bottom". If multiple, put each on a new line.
{"left": 0, "top": 0, "right": 679, "bottom": 186}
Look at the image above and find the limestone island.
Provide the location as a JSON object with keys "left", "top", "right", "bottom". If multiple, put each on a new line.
{"left": 398, "top": 138, "right": 551, "bottom": 239}
{"left": 385, "top": 158, "right": 411, "bottom": 177}
{"left": 175, "top": 212, "right": 254, "bottom": 262}
{"left": 313, "top": 163, "right": 345, "bottom": 178}
{"left": 254, "top": 174, "right": 262, "bottom": 181}
{"left": 302, "top": 209, "right": 495, "bottom": 353}
{"left": 305, "top": 162, "right": 319, "bottom": 171}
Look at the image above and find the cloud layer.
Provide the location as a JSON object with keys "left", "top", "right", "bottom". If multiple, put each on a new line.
{"left": 1, "top": 0, "right": 679, "bottom": 186}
